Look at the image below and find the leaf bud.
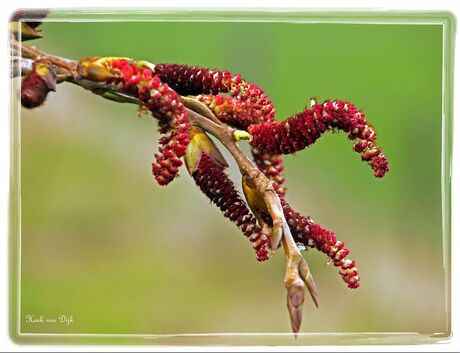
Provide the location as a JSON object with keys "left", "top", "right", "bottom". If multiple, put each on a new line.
{"left": 21, "top": 60, "right": 56, "bottom": 108}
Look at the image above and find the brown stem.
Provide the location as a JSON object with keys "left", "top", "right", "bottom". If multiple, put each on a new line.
{"left": 12, "top": 37, "right": 78, "bottom": 76}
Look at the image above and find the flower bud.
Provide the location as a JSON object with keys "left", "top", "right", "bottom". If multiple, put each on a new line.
{"left": 21, "top": 60, "right": 56, "bottom": 108}
{"left": 184, "top": 127, "right": 228, "bottom": 175}
{"left": 242, "top": 175, "right": 287, "bottom": 251}
{"left": 10, "top": 9, "right": 49, "bottom": 41}
{"left": 10, "top": 22, "right": 43, "bottom": 41}
{"left": 242, "top": 175, "right": 269, "bottom": 226}
{"left": 78, "top": 57, "right": 117, "bottom": 82}
{"left": 286, "top": 279, "right": 305, "bottom": 334}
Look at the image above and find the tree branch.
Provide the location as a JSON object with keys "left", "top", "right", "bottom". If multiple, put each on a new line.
{"left": 14, "top": 37, "right": 319, "bottom": 334}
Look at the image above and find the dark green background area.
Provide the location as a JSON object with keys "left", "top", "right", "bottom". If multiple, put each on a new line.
{"left": 13, "top": 13, "right": 450, "bottom": 344}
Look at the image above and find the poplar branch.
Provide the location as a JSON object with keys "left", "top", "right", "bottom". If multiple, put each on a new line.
{"left": 13, "top": 38, "right": 319, "bottom": 334}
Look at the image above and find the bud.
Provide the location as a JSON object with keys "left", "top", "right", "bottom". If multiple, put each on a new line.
{"left": 136, "top": 60, "right": 156, "bottom": 72}
{"left": 10, "top": 9, "right": 49, "bottom": 41}
{"left": 184, "top": 127, "right": 228, "bottom": 175}
{"left": 21, "top": 60, "right": 56, "bottom": 108}
{"left": 78, "top": 57, "right": 117, "bottom": 82}
{"left": 10, "top": 22, "right": 43, "bottom": 41}
{"left": 286, "top": 279, "right": 305, "bottom": 334}
{"left": 232, "top": 130, "right": 252, "bottom": 142}
{"left": 299, "top": 257, "right": 319, "bottom": 307}
{"left": 242, "top": 175, "right": 269, "bottom": 226}
{"left": 242, "top": 175, "right": 284, "bottom": 251}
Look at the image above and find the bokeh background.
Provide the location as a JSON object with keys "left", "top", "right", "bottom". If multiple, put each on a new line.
{"left": 14, "top": 13, "right": 449, "bottom": 343}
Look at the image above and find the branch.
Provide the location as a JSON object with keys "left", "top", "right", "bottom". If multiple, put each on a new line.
{"left": 14, "top": 38, "right": 319, "bottom": 334}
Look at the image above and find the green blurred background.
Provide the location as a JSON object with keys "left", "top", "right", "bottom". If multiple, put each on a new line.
{"left": 15, "top": 13, "right": 448, "bottom": 342}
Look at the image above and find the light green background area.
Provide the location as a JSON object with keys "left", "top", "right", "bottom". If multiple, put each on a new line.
{"left": 11, "top": 12, "right": 453, "bottom": 345}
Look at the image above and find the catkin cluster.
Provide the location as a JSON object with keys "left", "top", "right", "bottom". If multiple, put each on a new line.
{"left": 21, "top": 58, "right": 391, "bottom": 289}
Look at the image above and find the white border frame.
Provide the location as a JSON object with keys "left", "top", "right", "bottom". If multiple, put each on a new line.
{"left": 1, "top": 2, "right": 458, "bottom": 352}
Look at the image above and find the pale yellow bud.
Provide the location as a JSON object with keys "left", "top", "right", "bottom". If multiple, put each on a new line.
{"left": 184, "top": 127, "right": 228, "bottom": 175}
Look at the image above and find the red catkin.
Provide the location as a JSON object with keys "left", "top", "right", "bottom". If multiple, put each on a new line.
{"left": 197, "top": 95, "right": 255, "bottom": 130}
{"left": 192, "top": 154, "right": 270, "bottom": 261}
{"left": 252, "top": 150, "right": 287, "bottom": 197}
{"left": 154, "top": 64, "right": 275, "bottom": 121}
{"left": 106, "top": 59, "right": 191, "bottom": 186}
{"left": 280, "top": 198, "right": 360, "bottom": 289}
{"left": 249, "top": 99, "right": 389, "bottom": 178}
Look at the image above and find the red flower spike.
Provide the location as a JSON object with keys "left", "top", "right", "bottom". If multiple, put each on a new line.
{"left": 248, "top": 99, "right": 389, "bottom": 178}
{"left": 192, "top": 153, "right": 270, "bottom": 261}
{"left": 280, "top": 198, "right": 360, "bottom": 289}
{"left": 197, "top": 95, "right": 254, "bottom": 130}
{"left": 154, "top": 64, "right": 229, "bottom": 95}
{"left": 95, "top": 58, "right": 191, "bottom": 186}
{"left": 252, "top": 149, "right": 287, "bottom": 197}
{"left": 155, "top": 64, "right": 275, "bottom": 121}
